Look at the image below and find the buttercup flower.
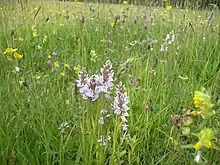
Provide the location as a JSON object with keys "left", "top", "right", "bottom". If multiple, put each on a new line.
{"left": 13, "top": 52, "right": 23, "bottom": 59}
{"left": 4, "top": 48, "right": 17, "bottom": 54}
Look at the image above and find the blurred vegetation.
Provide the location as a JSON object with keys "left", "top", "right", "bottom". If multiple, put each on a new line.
{"left": 58, "top": 0, "right": 220, "bottom": 9}
{"left": 2, "top": 0, "right": 219, "bottom": 9}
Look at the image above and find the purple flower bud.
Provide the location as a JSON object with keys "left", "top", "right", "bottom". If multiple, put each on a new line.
{"left": 106, "top": 39, "right": 112, "bottom": 45}
{"left": 47, "top": 60, "right": 53, "bottom": 68}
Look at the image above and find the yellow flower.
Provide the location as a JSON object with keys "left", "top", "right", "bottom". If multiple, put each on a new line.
{"left": 54, "top": 61, "right": 59, "bottom": 68}
{"left": 33, "top": 31, "right": 37, "bottom": 37}
{"left": 100, "top": 39, "right": 106, "bottom": 44}
{"left": 111, "top": 22, "right": 115, "bottom": 28}
{"left": 166, "top": 5, "right": 173, "bottom": 11}
{"left": 37, "top": 45, "right": 42, "bottom": 50}
{"left": 191, "top": 110, "right": 201, "bottom": 116}
{"left": 194, "top": 128, "right": 214, "bottom": 150}
{"left": 48, "top": 55, "right": 52, "bottom": 59}
{"left": 43, "top": 35, "right": 48, "bottom": 43}
{"left": 36, "top": 74, "right": 41, "bottom": 80}
{"left": 13, "top": 52, "right": 23, "bottom": 59}
{"left": 73, "top": 66, "right": 80, "bottom": 75}
{"left": 4, "top": 48, "right": 18, "bottom": 54}
{"left": 193, "top": 88, "right": 215, "bottom": 119}
{"left": 64, "top": 64, "right": 70, "bottom": 68}
{"left": 123, "top": 1, "right": 127, "bottom": 4}
{"left": 178, "top": 75, "right": 188, "bottom": 80}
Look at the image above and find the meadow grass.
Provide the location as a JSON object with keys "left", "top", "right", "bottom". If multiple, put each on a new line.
{"left": 0, "top": 1, "right": 220, "bottom": 164}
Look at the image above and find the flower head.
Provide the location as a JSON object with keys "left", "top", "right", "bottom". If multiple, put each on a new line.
{"left": 113, "top": 82, "right": 129, "bottom": 131}
{"left": 13, "top": 52, "right": 23, "bottom": 59}
{"left": 15, "top": 66, "right": 20, "bottom": 72}
{"left": 76, "top": 70, "right": 88, "bottom": 88}
{"left": 59, "top": 121, "right": 69, "bottom": 137}
{"left": 193, "top": 88, "right": 215, "bottom": 119}
{"left": 194, "top": 151, "right": 202, "bottom": 163}
{"left": 4, "top": 48, "right": 17, "bottom": 54}
{"left": 98, "top": 109, "right": 110, "bottom": 125}
{"left": 76, "top": 60, "right": 114, "bottom": 101}
{"left": 193, "top": 128, "right": 215, "bottom": 150}
{"left": 166, "top": 5, "right": 172, "bottom": 11}
{"left": 79, "top": 74, "right": 101, "bottom": 101}
{"left": 97, "top": 135, "right": 111, "bottom": 146}
{"left": 160, "top": 44, "right": 168, "bottom": 52}
{"left": 100, "top": 60, "right": 114, "bottom": 98}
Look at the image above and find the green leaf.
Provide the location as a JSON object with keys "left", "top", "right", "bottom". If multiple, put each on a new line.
{"left": 212, "top": 143, "right": 220, "bottom": 151}
{"left": 180, "top": 144, "right": 194, "bottom": 149}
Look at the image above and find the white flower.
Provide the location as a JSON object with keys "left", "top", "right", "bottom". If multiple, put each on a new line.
{"left": 122, "top": 123, "right": 129, "bottom": 131}
{"left": 160, "top": 44, "right": 168, "bottom": 52}
{"left": 194, "top": 151, "right": 202, "bottom": 163}
{"left": 98, "top": 117, "right": 105, "bottom": 125}
{"left": 97, "top": 135, "right": 111, "bottom": 146}
{"left": 15, "top": 66, "right": 20, "bottom": 72}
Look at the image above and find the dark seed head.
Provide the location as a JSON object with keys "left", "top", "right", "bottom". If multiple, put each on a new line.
{"left": 23, "top": 81, "right": 29, "bottom": 87}
{"left": 46, "top": 16, "right": 50, "bottom": 22}
{"left": 11, "top": 30, "right": 15, "bottom": 36}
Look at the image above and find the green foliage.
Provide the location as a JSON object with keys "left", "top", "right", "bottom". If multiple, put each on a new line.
{"left": 0, "top": 1, "right": 220, "bottom": 164}
{"left": 58, "top": 0, "right": 220, "bottom": 9}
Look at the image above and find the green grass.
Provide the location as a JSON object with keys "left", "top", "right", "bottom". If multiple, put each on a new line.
{"left": 0, "top": 1, "right": 220, "bottom": 164}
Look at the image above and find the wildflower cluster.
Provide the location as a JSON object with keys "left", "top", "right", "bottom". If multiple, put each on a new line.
{"left": 59, "top": 121, "right": 69, "bottom": 137}
{"left": 76, "top": 60, "right": 130, "bottom": 147}
{"left": 113, "top": 82, "right": 129, "bottom": 131}
{"left": 193, "top": 88, "right": 215, "bottom": 119}
{"left": 171, "top": 107, "right": 193, "bottom": 135}
{"left": 171, "top": 87, "right": 217, "bottom": 163}
{"left": 97, "top": 135, "right": 111, "bottom": 146}
{"left": 193, "top": 128, "right": 215, "bottom": 151}
{"left": 76, "top": 60, "right": 114, "bottom": 101}
{"left": 3, "top": 48, "right": 23, "bottom": 59}
{"left": 191, "top": 88, "right": 216, "bottom": 154}
{"left": 160, "top": 31, "right": 175, "bottom": 53}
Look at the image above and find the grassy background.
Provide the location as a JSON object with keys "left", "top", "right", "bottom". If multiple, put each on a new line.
{"left": 0, "top": 0, "right": 220, "bottom": 164}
